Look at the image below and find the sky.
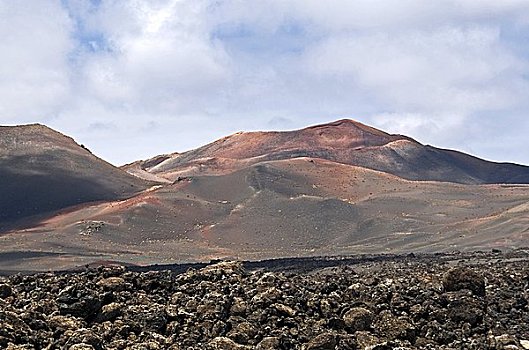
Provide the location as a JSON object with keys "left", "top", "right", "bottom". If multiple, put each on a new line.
{"left": 1, "top": 0, "right": 529, "bottom": 165}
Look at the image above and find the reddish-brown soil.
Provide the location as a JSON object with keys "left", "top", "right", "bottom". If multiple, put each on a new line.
{"left": 126, "top": 119, "right": 529, "bottom": 184}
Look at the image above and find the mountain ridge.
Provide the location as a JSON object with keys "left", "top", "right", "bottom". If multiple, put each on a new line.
{"left": 123, "top": 119, "right": 529, "bottom": 185}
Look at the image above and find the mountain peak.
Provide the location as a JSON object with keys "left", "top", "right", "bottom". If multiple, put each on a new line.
{"left": 303, "top": 118, "right": 400, "bottom": 139}
{"left": 307, "top": 118, "right": 371, "bottom": 128}
{"left": 0, "top": 123, "right": 81, "bottom": 156}
{"left": 1, "top": 123, "right": 54, "bottom": 132}
{"left": 297, "top": 118, "right": 408, "bottom": 149}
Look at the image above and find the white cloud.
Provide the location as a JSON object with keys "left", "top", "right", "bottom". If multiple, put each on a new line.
{"left": 1, "top": 0, "right": 528, "bottom": 165}
{"left": 0, "top": 0, "right": 73, "bottom": 123}
{"left": 73, "top": 0, "right": 230, "bottom": 114}
{"left": 304, "top": 26, "right": 527, "bottom": 114}
{"left": 212, "top": 0, "right": 529, "bottom": 33}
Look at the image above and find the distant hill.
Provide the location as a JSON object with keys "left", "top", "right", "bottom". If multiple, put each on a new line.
{"left": 0, "top": 124, "right": 152, "bottom": 230}
{"left": 126, "top": 119, "right": 529, "bottom": 184}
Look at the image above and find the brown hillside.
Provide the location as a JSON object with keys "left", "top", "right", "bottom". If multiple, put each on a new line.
{"left": 0, "top": 124, "right": 153, "bottom": 230}
{"left": 129, "top": 119, "right": 529, "bottom": 184}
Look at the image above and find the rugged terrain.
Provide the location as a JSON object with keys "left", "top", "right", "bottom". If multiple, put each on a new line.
{"left": 1, "top": 120, "right": 529, "bottom": 271}
{"left": 1, "top": 251, "right": 528, "bottom": 349}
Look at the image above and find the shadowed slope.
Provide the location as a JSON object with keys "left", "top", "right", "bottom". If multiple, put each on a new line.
{"left": 130, "top": 119, "right": 529, "bottom": 184}
{"left": 0, "top": 124, "right": 152, "bottom": 230}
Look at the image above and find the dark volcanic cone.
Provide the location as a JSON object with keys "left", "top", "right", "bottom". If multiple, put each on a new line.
{"left": 0, "top": 124, "right": 152, "bottom": 231}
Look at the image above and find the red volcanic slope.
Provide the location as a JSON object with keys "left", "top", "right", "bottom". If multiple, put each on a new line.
{"left": 178, "top": 119, "right": 406, "bottom": 159}
{"left": 130, "top": 119, "right": 529, "bottom": 185}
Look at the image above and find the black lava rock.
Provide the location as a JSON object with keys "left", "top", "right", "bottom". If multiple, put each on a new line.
{"left": 1, "top": 253, "right": 528, "bottom": 349}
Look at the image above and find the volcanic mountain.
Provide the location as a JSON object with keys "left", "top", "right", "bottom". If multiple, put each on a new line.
{"left": 1, "top": 119, "right": 529, "bottom": 272}
{"left": 0, "top": 124, "right": 151, "bottom": 231}
{"left": 124, "top": 119, "right": 529, "bottom": 184}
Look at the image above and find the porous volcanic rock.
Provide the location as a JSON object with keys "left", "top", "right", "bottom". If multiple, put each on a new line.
{"left": 443, "top": 267, "right": 486, "bottom": 296}
{"left": 0, "top": 254, "right": 528, "bottom": 349}
{"left": 343, "top": 307, "right": 373, "bottom": 332}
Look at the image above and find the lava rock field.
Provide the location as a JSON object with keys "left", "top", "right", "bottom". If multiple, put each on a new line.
{"left": 1, "top": 251, "right": 529, "bottom": 349}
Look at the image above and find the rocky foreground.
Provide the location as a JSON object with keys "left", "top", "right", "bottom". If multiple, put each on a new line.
{"left": 1, "top": 252, "right": 529, "bottom": 349}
